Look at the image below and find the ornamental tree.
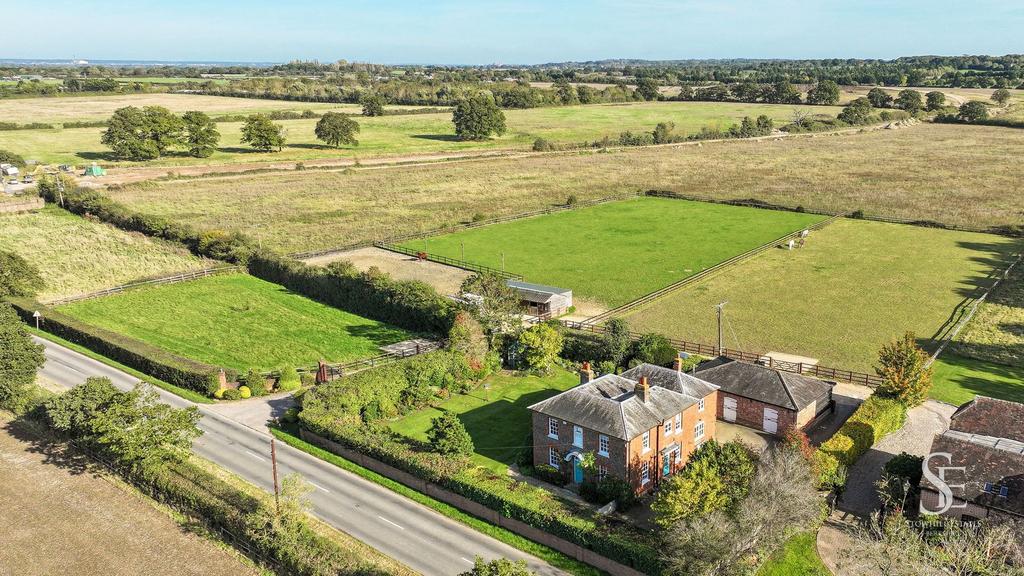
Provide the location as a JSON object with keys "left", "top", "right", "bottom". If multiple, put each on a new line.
{"left": 875, "top": 332, "right": 933, "bottom": 406}
{"left": 428, "top": 410, "right": 474, "bottom": 456}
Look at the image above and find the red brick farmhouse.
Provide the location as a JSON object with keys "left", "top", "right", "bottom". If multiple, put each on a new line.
{"left": 528, "top": 361, "right": 718, "bottom": 495}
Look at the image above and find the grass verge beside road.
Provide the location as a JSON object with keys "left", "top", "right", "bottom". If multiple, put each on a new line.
{"left": 269, "top": 425, "right": 602, "bottom": 576}
{"left": 930, "top": 354, "right": 1024, "bottom": 405}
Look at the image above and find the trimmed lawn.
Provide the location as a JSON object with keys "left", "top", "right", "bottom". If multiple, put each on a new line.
{"left": 626, "top": 219, "right": 1022, "bottom": 372}
{"left": 389, "top": 369, "right": 579, "bottom": 474}
{"left": 0, "top": 100, "right": 839, "bottom": 166}
{"left": 757, "top": 532, "right": 830, "bottom": 576}
{"left": 401, "top": 197, "right": 825, "bottom": 307}
{"left": 930, "top": 354, "right": 1024, "bottom": 405}
{"left": 56, "top": 273, "right": 412, "bottom": 371}
{"left": 0, "top": 207, "right": 211, "bottom": 301}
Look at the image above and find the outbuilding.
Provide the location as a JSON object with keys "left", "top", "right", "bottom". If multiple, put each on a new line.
{"left": 505, "top": 279, "right": 572, "bottom": 318}
{"left": 694, "top": 357, "right": 835, "bottom": 435}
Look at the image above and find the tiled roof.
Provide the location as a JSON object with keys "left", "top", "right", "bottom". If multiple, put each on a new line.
{"left": 694, "top": 357, "right": 833, "bottom": 411}
{"left": 951, "top": 396, "right": 1024, "bottom": 443}
{"left": 528, "top": 364, "right": 717, "bottom": 440}
{"left": 922, "top": 430, "right": 1024, "bottom": 516}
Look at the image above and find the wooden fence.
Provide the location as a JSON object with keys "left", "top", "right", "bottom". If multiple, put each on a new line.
{"left": 374, "top": 242, "right": 523, "bottom": 280}
{"left": 46, "top": 265, "right": 242, "bottom": 306}
{"left": 302, "top": 339, "right": 443, "bottom": 382}
{"left": 562, "top": 320, "right": 884, "bottom": 387}
{"left": 584, "top": 214, "right": 841, "bottom": 324}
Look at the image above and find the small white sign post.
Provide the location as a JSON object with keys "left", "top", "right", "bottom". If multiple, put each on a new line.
{"left": 32, "top": 310, "right": 41, "bottom": 330}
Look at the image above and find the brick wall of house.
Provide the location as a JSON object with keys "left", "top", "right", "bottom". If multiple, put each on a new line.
{"left": 531, "top": 411, "right": 628, "bottom": 484}
{"left": 717, "top": 392, "right": 797, "bottom": 435}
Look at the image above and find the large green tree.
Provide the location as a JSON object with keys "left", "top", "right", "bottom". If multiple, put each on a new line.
{"left": 90, "top": 384, "right": 202, "bottom": 470}
{"left": 837, "top": 97, "right": 874, "bottom": 125}
{"left": 517, "top": 323, "right": 564, "bottom": 372}
{"left": 806, "top": 80, "right": 840, "bottom": 105}
{"left": 360, "top": 93, "right": 386, "bottom": 116}
{"left": 925, "top": 91, "right": 946, "bottom": 111}
{"left": 45, "top": 376, "right": 121, "bottom": 439}
{"left": 958, "top": 100, "right": 989, "bottom": 122}
{"left": 635, "top": 77, "right": 661, "bottom": 101}
{"left": 452, "top": 93, "right": 507, "bottom": 140}
{"left": 991, "top": 88, "right": 1011, "bottom": 106}
{"left": 0, "top": 303, "right": 45, "bottom": 413}
{"left": 460, "top": 273, "right": 521, "bottom": 341}
{"left": 875, "top": 332, "right": 933, "bottom": 406}
{"left": 101, "top": 106, "right": 161, "bottom": 160}
{"left": 0, "top": 250, "right": 44, "bottom": 299}
{"left": 764, "top": 81, "right": 802, "bottom": 104}
{"left": 240, "top": 114, "right": 286, "bottom": 152}
{"left": 428, "top": 410, "right": 474, "bottom": 456}
{"left": 181, "top": 110, "right": 220, "bottom": 158}
{"left": 867, "top": 87, "right": 894, "bottom": 108}
{"left": 314, "top": 112, "right": 360, "bottom": 148}
{"left": 895, "top": 89, "right": 923, "bottom": 113}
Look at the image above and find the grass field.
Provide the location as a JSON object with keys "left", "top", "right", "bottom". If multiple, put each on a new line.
{"left": 56, "top": 273, "right": 412, "bottom": 371}
{"left": 388, "top": 369, "right": 579, "bottom": 474}
{"left": 0, "top": 100, "right": 840, "bottom": 166}
{"left": 0, "top": 414, "right": 253, "bottom": 576}
{"left": 106, "top": 123, "right": 1024, "bottom": 254}
{"left": 400, "top": 197, "right": 825, "bottom": 307}
{"left": 950, "top": 261, "right": 1024, "bottom": 368}
{"left": 930, "top": 354, "right": 1024, "bottom": 405}
{"left": 0, "top": 207, "right": 211, "bottom": 301}
{"left": 0, "top": 93, "right": 363, "bottom": 123}
{"left": 756, "top": 532, "right": 830, "bottom": 576}
{"left": 624, "top": 219, "right": 1021, "bottom": 372}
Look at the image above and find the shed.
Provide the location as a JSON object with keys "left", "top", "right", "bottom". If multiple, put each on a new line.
{"left": 84, "top": 164, "right": 106, "bottom": 177}
{"left": 505, "top": 279, "right": 572, "bottom": 318}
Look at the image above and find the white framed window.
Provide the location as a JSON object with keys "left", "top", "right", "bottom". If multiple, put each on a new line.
{"left": 573, "top": 425, "right": 583, "bottom": 448}
{"left": 598, "top": 464, "right": 608, "bottom": 480}
{"left": 694, "top": 420, "right": 705, "bottom": 440}
{"left": 664, "top": 420, "right": 671, "bottom": 435}
{"left": 598, "top": 434, "right": 609, "bottom": 457}
{"left": 547, "top": 417, "right": 558, "bottom": 439}
{"left": 548, "top": 447, "right": 560, "bottom": 469}
{"left": 641, "top": 461, "right": 650, "bottom": 485}
{"left": 698, "top": 398, "right": 705, "bottom": 412}
{"left": 674, "top": 414, "right": 681, "bottom": 433}
{"left": 674, "top": 446, "right": 682, "bottom": 464}
{"left": 642, "top": 431, "right": 650, "bottom": 452}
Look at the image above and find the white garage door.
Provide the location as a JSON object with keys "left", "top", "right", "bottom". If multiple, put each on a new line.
{"left": 723, "top": 397, "right": 737, "bottom": 422}
{"left": 763, "top": 407, "right": 779, "bottom": 434}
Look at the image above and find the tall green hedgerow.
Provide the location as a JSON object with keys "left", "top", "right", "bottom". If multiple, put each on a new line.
{"left": 819, "top": 395, "right": 907, "bottom": 468}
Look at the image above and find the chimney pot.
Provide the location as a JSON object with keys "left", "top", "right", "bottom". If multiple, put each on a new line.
{"left": 579, "top": 361, "right": 595, "bottom": 385}
{"left": 635, "top": 376, "right": 650, "bottom": 402}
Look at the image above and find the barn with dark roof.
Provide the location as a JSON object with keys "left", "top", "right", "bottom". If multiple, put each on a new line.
{"left": 694, "top": 357, "right": 835, "bottom": 435}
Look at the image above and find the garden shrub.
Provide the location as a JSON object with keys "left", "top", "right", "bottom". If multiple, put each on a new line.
{"left": 242, "top": 369, "right": 267, "bottom": 396}
{"left": 213, "top": 388, "right": 225, "bottom": 399}
{"left": 238, "top": 386, "right": 251, "bottom": 399}
{"left": 532, "top": 464, "right": 564, "bottom": 486}
{"left": 9, "top": 299, "right": 224, "bottom": 396}
{"left": 299, "top": 372, "right": 315, "bottom": 387}
{"left": 820, "top": 395, "right": 906, "bottom": 467}
{"left": 247, "top": 252, "right": 454, "bottom": 335}
{"left": 276, "top": 365, "right": 301, "bottom": 392}
{"left": 222, "top": 388, "right": 241, "bottom": 401}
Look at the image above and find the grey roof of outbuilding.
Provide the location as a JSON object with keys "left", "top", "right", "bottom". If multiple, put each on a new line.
{"left": 694, "top": 357, "right": 833, "bottom": 411}
{"left": 505, "top": 280, "right": 572, "bottom": 303}
{"left": 528, "top": 364, "right": 717, "bottom": 440}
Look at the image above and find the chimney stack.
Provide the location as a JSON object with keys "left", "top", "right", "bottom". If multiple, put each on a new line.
{"left": 673, "top": 355, "right": 683, "bottom": 372}
{"left": 635, "top": 376, "right": 650, "bottom": 402}
{"left": 579, "top": 361, "right": 595, "bottom": 385}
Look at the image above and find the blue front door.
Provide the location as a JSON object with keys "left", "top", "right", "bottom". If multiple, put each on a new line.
{"left": 573, "top": 459, "right": 584, "bottom": 483}
{"left": 663, "top": 453, "right": 671, "bottom": 476}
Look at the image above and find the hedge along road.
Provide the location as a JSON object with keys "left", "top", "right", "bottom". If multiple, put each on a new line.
{"left": 34, "top": 336, "right": 561, "bottom": 576}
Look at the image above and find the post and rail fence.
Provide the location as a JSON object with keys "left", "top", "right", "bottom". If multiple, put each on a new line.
{"left": 45, "top": 265, "right": 242, "bottom": 306}
{"left": 299, "top": 339, "right": 444, "bottom": 383}
{"left": 560, "top": 320, "right": 884, "bottom": 387}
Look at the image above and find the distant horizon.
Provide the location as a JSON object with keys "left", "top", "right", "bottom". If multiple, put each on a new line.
{"left": 2, "top": 53, "right": 1022, "bottom": 69}
{"left": 3, "top": 0, "right": 1021, "bottom": 65}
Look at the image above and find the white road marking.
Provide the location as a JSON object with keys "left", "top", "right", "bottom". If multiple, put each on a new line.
{"left": 309, "top": 481, "right": 330, "bottom": 493}
{"left": 377, "top": 515, "right": 405, "bottom": 530}
{"left": 244, "top": 449, "right": 266, "bottom": 462}
{"left": 460, "top": 557, "right": 474, "bottom": 565}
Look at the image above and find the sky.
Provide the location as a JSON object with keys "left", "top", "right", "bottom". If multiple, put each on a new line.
{"left": 3, "top": 0, "right": 1022, "bottom": 65}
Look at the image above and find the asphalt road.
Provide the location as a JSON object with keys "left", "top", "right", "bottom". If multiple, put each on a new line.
{"left": 35, "top": 337, "right": 562, "bottom": 576}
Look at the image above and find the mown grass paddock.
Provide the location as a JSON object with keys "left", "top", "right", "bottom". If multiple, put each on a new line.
{"left": 105, "top": 123, "right": 1024, "bottom": 254}
{"left": 388, "top": 369, "right": 579, "bottom": 474}
{"left": 56, "top": 273, "right": 413, "bottom": 371}
{"left": 931, "top": 354, "right": 1024, "bottom": 405}
{"left": 0, "top": 99, "right": 839, "bottom": 166}
{"left": 397, "top": 196, "right": 826, "bottom": 308}
{"left": 624, "top": 218, "right": 1022, "bottom": 373}
{"left": 0, "top": 207, "right": 211, "bottom": 301}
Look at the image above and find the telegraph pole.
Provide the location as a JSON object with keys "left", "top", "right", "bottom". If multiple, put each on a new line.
{"left": 270, "top": 439, "right": 281, "bottom": 514}
{"left": 715, "top": 302, "right": 727, "bottom": 356}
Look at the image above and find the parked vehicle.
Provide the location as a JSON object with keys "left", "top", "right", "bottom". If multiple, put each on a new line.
{"left": 22, "top": 175, "right": 34, "bottom": 184}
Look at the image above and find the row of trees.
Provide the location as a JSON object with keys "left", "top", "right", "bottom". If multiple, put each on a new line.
{"left": 102, "top": 106, "right": 220, "bottom": 160}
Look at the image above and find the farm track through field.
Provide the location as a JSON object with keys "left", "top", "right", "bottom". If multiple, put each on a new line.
{"left": 106, "top": 118, "right": 914, "bottom": 187}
